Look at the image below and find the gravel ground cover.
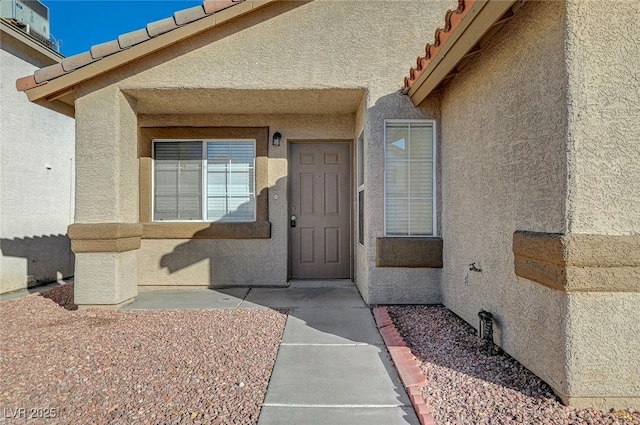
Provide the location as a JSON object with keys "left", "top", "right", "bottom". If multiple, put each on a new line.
{"left": 387, "top": 305, "right": 640, "bottom": 425}
{"left": 0, "top": 284, "right": 287, "bottom": 424}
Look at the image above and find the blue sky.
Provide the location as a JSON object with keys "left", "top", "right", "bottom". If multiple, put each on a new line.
{"left": 47, "top": 1, "right": 202, "bottom": 56}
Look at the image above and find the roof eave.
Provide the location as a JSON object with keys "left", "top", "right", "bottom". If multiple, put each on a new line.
{"left": 21, "top": 0, "right": 277, "bottom": 111}
{"left": 407, "top": 0, "right": 517, "bottom": 106}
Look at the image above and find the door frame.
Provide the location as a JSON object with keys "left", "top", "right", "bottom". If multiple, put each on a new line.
{"left": 287, "top": 139, "right": 354, "bottom": 281}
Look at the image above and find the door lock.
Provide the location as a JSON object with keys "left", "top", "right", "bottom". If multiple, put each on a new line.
{"left": 290, "top": 215, "right": 297, "bottom": 228}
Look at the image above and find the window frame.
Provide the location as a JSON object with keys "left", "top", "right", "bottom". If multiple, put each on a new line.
{"left": 151, "top": 138, "right": 257, "bottom": 223}
{"left": 356, "top": 130, "right": 365, "bottom": 247}
{"left": 383, "top": 119, "right": 437, "bottom": 237}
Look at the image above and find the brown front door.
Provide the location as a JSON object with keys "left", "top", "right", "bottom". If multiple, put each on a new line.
{"left": 290, "top": 142, "right": 351, "bottom": 279}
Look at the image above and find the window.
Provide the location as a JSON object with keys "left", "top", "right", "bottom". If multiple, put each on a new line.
{"left": 357, "top": 131, "right": 365, "bottom": 246}
{"left": 153, "top": 139, "right": 256, "bottom": 222}
{"left": 384, "top": 121, "right": 435, "bottom": 236}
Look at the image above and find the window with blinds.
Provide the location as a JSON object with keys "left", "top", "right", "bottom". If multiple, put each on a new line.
{"left": 153, "top": 140, "right": 256, "bottom": 222}
{"left": 384, "top": 121, "right": 435, "bottom": 236}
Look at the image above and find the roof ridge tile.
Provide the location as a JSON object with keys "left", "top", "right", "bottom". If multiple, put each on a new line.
{"left": 118, "top": 28, "right": 151, "bottom": 49}
{"left": 203, "top": 0, "right": 239, "bottom": 15}
{"left": 34, "top": 63, "right": 65, "bottom": 84}
{"left": 61, "top": 51, "right": 98, "bottom": 72}
{"left": 90, "top": 40, "right": 121, "bottom": 59}
{"left": 147, "top": 16, "right": 178, "bottom": 38}
{"left": 174, "top": 4, "right": 206, "bottom": 26}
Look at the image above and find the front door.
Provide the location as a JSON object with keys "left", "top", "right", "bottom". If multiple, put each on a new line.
{"left": 290, "top": 142, "right": 351, "bottom": 279}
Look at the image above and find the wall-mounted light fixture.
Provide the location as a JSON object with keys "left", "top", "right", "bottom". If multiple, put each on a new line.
{"left": 272, "top": 132, "right": 282, "bottom": 146}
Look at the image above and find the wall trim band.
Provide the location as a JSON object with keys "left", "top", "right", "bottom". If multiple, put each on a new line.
{"left": 68, "top": 223, "right": 143, "bottom": 253}
{"left": 376, "top": 237, "right": 443, "bottom": 268}
{"left": 513, "top": 230, "right": 640, "bottom": 292}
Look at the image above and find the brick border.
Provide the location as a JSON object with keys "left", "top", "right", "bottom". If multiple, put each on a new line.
{"left": 373, "top": 306, "right": 437, "bottom": 425}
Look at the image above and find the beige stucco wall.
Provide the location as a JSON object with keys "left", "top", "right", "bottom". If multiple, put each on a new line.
{"left": 73, "top": 85, "right": 139, "bottom": 304}
{"left": 564, "top": 0, "right": 640, "bottom": 235}
{"left": 0, "top": 31, "right": 75, "bottom": 294}
{"left": 72, "top": 0, "right": 456, "bottom": 302}
{"left": 438, "top": 0, "right": 639, "bottom": 408}
{"left": 564, "top": 292, "right": 640, "bottom": 407}
{"left": 440, "top": 0, "right": 569, "bottom": 395}
{"left": 137, "top": 113, "right": 354, "bottom": 287}
{"left": 560, "top": 0, "right": 640, "bottom": 408}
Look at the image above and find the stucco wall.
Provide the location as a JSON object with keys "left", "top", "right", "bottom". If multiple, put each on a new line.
{"left": 560, "top": 0, "right": 640, "bottom": 407}
{"left": 564, "top": 0, "right": 640, "bottom": 235}
{"left": 439, "top": 0, "right": 640, "bottom": 407}
{"left": 0, "top": 32, "right": 75, "bottom": 294}
{"left": 73, "top": 85, "right": 139, "bottom": 304}
{"left": 136, "top": 114, "right": 354, "bottom": 287}
{"left": 439, "top": 0, "right": 570, "bottom": 394}
{"left": 565, "top": 292, "right": 640, "bottom": 407}
{"left": 73, "top": 0, "right": 455, "bottom": 302}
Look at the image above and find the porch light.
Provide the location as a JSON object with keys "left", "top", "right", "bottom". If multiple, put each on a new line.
{"left": 272, "top": 132, "right": 282, "bottom": 146}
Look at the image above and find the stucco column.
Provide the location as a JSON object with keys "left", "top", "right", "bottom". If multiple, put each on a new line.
{"left": 556, "top": 0, "right": 640, "bottom": 409}
{"left": 71, "top": 86, "right": 140, "bottom": 309}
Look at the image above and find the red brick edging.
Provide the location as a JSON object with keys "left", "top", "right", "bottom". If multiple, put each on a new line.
{"left": 372, "top": 307, "right": 437, "bottom": 425}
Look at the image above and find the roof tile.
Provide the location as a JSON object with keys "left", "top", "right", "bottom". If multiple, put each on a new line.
{"left": 403, "top": 0, "right": 473, "bottom": 91}
{"left": 147, "top": 16, "right": 178, "bottom": 37}
{"left": 203, "top": 0, "right": 238, "bottom": 15}
{"left": 34, "top": 63, "right": 65, "bottom": 84}
{"left": 62, "top": 51, "right": 97, "bottom": 72}
{"left": 118, "top": 28, "right": 151, "bottom": 49}
{"left": 15, "top": 75, "right": 43, "bottom": 91}
{"left": 174, "top": 5, "right": 206, "bottom": 26}
{"left": 90, "top": 40, "right": 121, "bottom": 59}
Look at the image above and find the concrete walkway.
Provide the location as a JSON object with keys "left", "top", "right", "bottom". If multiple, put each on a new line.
{"left": 122, "top": 282, "right": 419, "bottom": 425}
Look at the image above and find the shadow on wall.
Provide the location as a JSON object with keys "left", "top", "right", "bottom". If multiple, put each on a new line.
{"left": 159, "top": 177, "right": 285, "bottom": 286}
{"left": 0, "top": 234, "right": 75, "bottom": 288}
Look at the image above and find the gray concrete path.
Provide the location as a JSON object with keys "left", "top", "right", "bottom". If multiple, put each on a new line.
{"left": 0, "top": 278, "right": 73, "bottom": 303}
{"left": 121, "top": 282, "right": 418, "bottom": 424}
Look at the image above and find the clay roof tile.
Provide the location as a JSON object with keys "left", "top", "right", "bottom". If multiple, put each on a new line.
{"left": 174, "top": 5, "right": 207, "bottom": 26}
{"left": 90, "top": 40, "right": 121, "bottom": 59}
{"left": 403, "top": 0, "right": 472, "bottom": 91}
{"left": 147, "top": 16, "right": 178, "bottom": 38}
{"left": 118, "top": 28, "right": 151, "bottom": 49}
{"left": 34, "top": 63, "right": 65, "bottom": 84}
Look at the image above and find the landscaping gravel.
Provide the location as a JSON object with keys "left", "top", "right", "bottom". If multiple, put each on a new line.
{"left": 387, "top": 305, "right": 640, "bottom": 425}
{"left": 0, "top": 286, "right": 287, "bottom": 424}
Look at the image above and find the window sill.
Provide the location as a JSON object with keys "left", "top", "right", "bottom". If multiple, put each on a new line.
{"left": 376, "top": 237, "right": 443, "bottom": 268}
{"left": 142, "top": 221, "right": 271, "bottom": 240}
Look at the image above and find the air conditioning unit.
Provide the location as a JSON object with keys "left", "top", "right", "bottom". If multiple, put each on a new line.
{"left": 0, "top": 0, "right": 50, "bottom": 40}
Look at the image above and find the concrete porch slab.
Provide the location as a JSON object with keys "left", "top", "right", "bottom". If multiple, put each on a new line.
{"left": 119, "top": 288, "right": 249, "bottom": 310}
{"left": 288, "top": 279, "right": 355, "bottom": 289}
{"left": 263, "top": 344, "right": 409, "bottom": 406}
{"left": 283, "top": 307, "right": 384, "bottom": 345}
{"left": 258, "top": 406, "right": 420, "bottom": 425}
{"left": 241, "top": 287, "right": 366, "bottom": 309}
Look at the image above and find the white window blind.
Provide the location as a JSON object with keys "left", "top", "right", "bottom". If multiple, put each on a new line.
{"left": 206, "top": 142, "right": 255, "bottom": 222}
{"left": 154, "top": 141, "right": 203, "bottom": 221}
{"left": 153, "top": 140, "right": 255, "bottom": 222}
{"left": 385, "top": 122, "right": 435, "bottom": 236}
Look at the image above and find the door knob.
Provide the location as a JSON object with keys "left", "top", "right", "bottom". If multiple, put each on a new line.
{"left": 290, "top": 215, "right": 297, "bottom": 228}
